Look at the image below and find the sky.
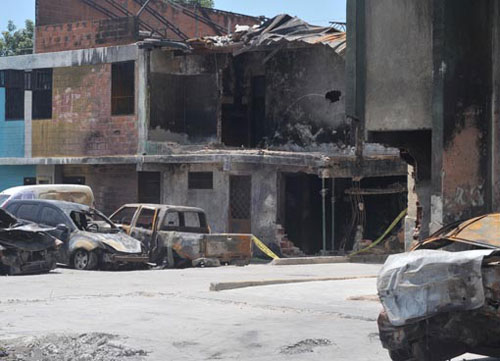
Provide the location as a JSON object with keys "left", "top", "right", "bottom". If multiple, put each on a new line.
{"left": 0, "top": 0, "right": 346, "bottom": 31}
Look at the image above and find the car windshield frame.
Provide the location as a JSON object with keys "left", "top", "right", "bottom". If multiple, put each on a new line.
{"left": 70, "top": 207, "right": 120, "bottom": 233}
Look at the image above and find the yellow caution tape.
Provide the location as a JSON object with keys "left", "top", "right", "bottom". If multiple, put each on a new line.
{"left": 349, "top": 208, "right": 408, "bottom": 257}
{"left": 252, "top": 236, "right": 280, "bottom": 260}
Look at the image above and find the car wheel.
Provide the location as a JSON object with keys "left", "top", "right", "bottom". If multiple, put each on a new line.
{"left": 72, "top": 249, "right": 98, "bottom": 270}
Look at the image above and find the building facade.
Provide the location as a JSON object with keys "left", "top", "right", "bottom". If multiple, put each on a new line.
{"left": 0, "top": 1, "right": 407, "bottom": 254}
{"left": 347, "top": 0, "right": 500, "bottom": 248}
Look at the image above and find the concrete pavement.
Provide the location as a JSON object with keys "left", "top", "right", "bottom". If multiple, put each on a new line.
{"left": 0, "top": 263, "right": 495, "bottom": 360}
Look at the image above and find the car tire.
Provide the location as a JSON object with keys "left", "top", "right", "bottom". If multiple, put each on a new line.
{"left": 72, "top": 249, "right": 98, "bottom": 270}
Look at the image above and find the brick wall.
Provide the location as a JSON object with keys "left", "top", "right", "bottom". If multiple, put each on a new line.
{"left": 62, "top": 164, "right": 138, "bottom": 215}
{"left": 35, "top": 17, "right": 139, "bottom": 53}
{"left": 36, "top": 0, "right": 261, "bottom": 52}
{"left": 32, "top": 63, "right": 138, "bottom": 157}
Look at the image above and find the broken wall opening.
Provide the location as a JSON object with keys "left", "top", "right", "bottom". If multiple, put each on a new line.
{"left": 150, "top": 73, "right": 218, "bottom": 142}
{"left": 221, "top": 53, "right": 267, "bottom": 148}
{"left": 281, "top": 173, "right": 323, "bottom": 255}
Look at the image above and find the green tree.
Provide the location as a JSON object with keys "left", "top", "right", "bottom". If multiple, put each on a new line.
{"left": 172, "top": 0, "right": 214, "bottom": 8}
{"left": 0, "top": 20, "right": 34, "bottom": 57}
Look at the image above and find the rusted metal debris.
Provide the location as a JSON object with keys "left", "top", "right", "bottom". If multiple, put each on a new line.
{"left": 0, "top": 209, "right": 61, "bottom": 275}
{"left": 377, "top": 213, "right": 500, "bottom": 361}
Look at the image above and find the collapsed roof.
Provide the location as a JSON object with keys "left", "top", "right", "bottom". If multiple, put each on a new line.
{"left": 187, "top": 14, "right": 347, "bottom": 56}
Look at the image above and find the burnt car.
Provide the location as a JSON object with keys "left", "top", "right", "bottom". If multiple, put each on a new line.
{"left": 377, "top": 213, "right": 500, "bottom": 361}
{"left": 0, "top": 208, "right": 61, "bottom": 275}
{"left": 5, "top": 200, "right": 148, "bottom": 270}
{"left": 110, "top": 204, "right": 253, "bottom": 267}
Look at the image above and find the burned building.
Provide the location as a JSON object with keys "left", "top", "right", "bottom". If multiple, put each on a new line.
{"left": 0, "top": 1, "right": 407, "bottom": 255}
{"left": 347, "top": 0, "right": 500, "bottom": 248}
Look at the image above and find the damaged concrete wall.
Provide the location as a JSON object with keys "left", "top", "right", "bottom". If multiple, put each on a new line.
{"left": 434, "top": 0, "right": 492, "bottom": 227}
{"left": 149, "top": 50, "right": 226, "bottom": 145}
{"left": 266, "top": 46, "right": 349, "bottom": 147}
{"left": 162, "top": 162, "right": 278, "bottom": 243}
{"left": 363, "top": 0, "right": 432, "bottom": 132}
{"left": 32, "top": 63, "right": 138, "bottom": 157}
{"left": 62, "top": 164, "right": 138, "bottom": 215}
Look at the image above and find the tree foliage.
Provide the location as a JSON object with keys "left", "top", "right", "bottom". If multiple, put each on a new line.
{"left": 171, "top": 0, "right": 214, "bottom": 8}
{"left": 0, "top": 20, "right": 34, "bottom": 57}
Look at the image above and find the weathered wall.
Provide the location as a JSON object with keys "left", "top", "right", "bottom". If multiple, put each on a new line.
{"left": 35, "top": 17, "right": 138, "bottom": 53}
{"left": 62, "top": 164, "right": 138, "bottom": 215}
{"left": 433, "top": 0, "right": 492, "bottom": 226}
{"left": 0, "top": 166, "right": 37, "bottom": 192}
{"left": 266, "top": 47, "right": 348, "bottom": 146}
{"left": 32, "top": 63, "right": 138, "bottom": 157}
{"left": 36, "top": 0, "right": 260, "bottom": 52}
{"left": 364, "top": 0, "right": 432, "bottom": 131}
{"left": 162, "top": 163, "right": 278, "bottom": 243}
{"left": 149, "top": 50, "right": 223, "bottom": 145}
{"left": 0, "top": 88, "right": 26, "bottom": 158}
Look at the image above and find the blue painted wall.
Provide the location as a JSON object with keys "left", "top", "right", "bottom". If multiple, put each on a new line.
{"left": 0, "top": 88, "right": 36, "bottom": 192}
{"left": 0, "top": 165, "right": 36, "bottom": 192}
{"left": 0, "top": 87, "right": 25, "bottom": 157}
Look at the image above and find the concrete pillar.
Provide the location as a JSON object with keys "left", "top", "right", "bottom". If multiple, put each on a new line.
{"left": 24, "top": 90, "right": 32, "bottom": 158}
{"left": 137, "top": 49, "right": 150, "bottom": 155}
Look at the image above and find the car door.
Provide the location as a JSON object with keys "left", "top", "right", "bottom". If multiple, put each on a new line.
{"left": 109, "top": 206, "right": 139, "bottom": 234}
{"left": 38, "top": 205, "right": 73, "bottom": 264}
{"left": 129, "top": 207, "right": 158, "bottom": 254}
{"left": 6, "top": 202, "right": 40, "bottom": 224}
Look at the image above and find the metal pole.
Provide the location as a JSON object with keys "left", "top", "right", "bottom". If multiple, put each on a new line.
{"left": 321, "top": 177, "right": 327, "bottom": 254}
{"left": 331, "top": 178, "right": 336, "bottom": 252}
{"left": 137, "top": 0, "right": 153, "bottom": 17}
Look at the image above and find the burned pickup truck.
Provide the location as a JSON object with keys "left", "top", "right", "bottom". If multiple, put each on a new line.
{"left": 0, "top": 208, "right": 61, "bottom": 275}
{"left": 378, "top": 213, "right": 500, "bottom": 361}
{"left": 110, "top": 204, "right": 253, "bottom": 267}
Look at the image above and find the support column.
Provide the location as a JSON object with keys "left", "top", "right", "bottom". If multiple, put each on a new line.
{"left": 24, "top": 89, "right": 32, "bottom": 158}
{"left": 137, "top": 49, "right": 150, "bottom": 155}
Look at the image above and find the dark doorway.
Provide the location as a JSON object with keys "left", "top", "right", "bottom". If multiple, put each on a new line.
{"left": 229, "top": 175, "right": 251, "bottom": 233}
{"left": 283, "top": 173, "right": 323, "bottom": 254}
{"left": 138, "top": 172, "right": 161, "bottom": 204}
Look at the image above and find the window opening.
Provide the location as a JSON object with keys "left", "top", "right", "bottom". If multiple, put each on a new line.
{"left": 32, "top": 69, "right": 53, "bottom": 120}
{"left": 4, "top": 70, "right": 25, "bottom": 121}
{"left": 110, "top": 207, "right": 138, "bottom": 226}
{"left": 135, "top": 208, "right": 155, "bottom": 230}
{"left": 188, "top": 172, "right": 213, "bottom": 190}
{"left": 112, "top": 61, "right": 135, "bottom": 116}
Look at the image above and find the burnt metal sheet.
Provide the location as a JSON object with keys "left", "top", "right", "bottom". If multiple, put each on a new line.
{"left": 189, "top": 14, "right": 346, "bottom": 56}
{"left": 417, "top": 213, "right": 500, "bottom": 250}
{"left": 203, "top": 234, "right": 252, "bottom": 262}
{"left": 378, "top": 249, "right": 496, "bottom": 326}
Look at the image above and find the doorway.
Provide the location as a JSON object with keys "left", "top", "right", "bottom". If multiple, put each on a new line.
{"left": 229, "top": 175, "right": 252, "bottom": 233}
{"left": 138, "top": 172, "right": 161, "bottom": 204}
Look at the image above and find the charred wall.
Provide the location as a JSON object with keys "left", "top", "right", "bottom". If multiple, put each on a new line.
{"left": 149, "top": 50, "right": 224, "bottom": 145}
{"left": 265, "top": 46, "right": 349, "bottom": 147}
{"left": 433, "top": 0, "right": 492, "bottom": 226}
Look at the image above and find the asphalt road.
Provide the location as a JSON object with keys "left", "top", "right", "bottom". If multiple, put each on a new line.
{"left": 0, "top": 263, "right": 496, "bottom": 360}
